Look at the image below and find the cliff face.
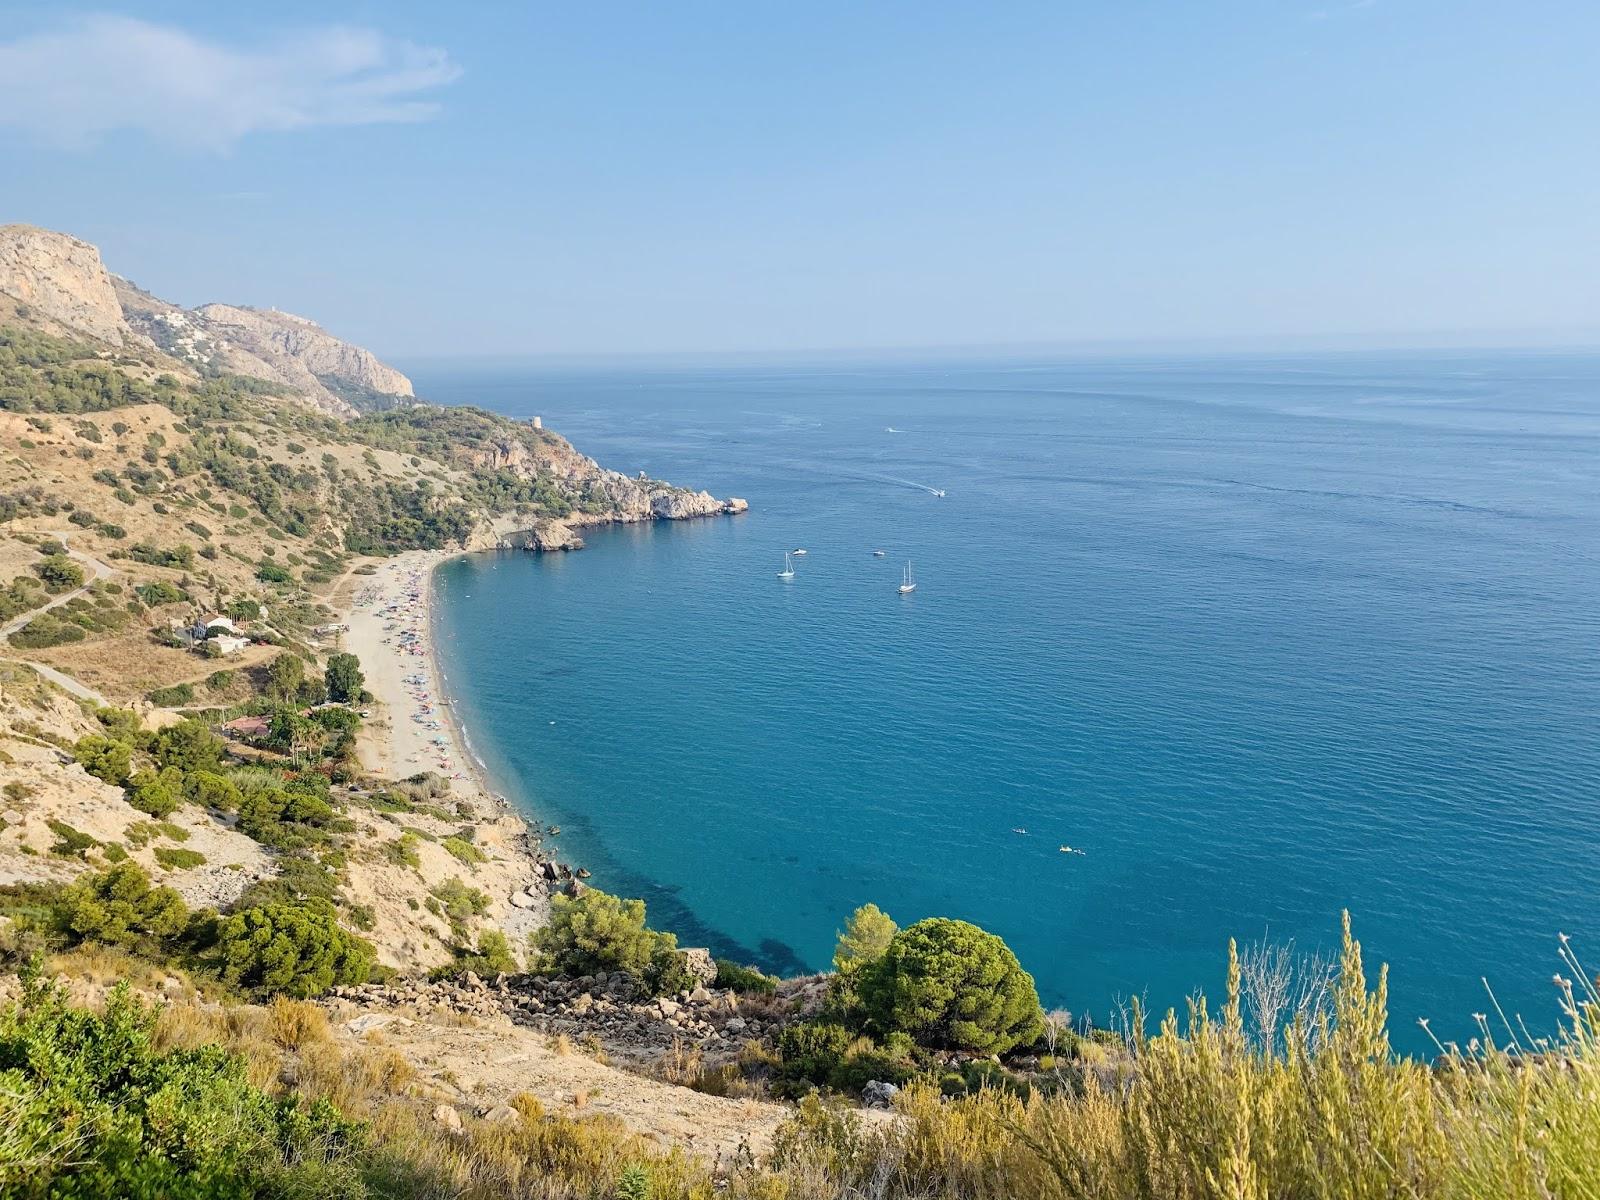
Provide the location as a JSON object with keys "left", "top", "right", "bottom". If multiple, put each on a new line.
{"left": 112, "top": 277, "right": 353, "bottom": 418}
{"left": 194, "top": 303, "right": 415, "bottom": 406}
{"left": 0, "top": 225, "right": 129, "bottom": 345}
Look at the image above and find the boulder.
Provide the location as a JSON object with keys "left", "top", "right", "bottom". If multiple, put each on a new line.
{"left": 862, "top": 1080, "right": 900, "bottom": 1109}
{"left": 432, "top": 1103, "right": 463, "bottom": 1134}
{"left": 681, "top": 947, "right": 718, "bottom": 986}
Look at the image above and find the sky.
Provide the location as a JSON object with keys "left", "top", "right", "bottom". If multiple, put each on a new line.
{"left": 2, "top": 1, "right": 1598, "bottom": 359}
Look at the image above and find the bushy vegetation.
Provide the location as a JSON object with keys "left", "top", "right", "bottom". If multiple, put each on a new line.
{"left": 49, "top": 861, "right": 194, "bottom": 959}
{"left": 532, "top": 888, "right": 692, "bottom": 997}
{"left": 31, "top": 553, "right": 83, "bottom": 592}
{"left": 857, "top": 917, "right": 1044, "bottom": 1054}
{"left": 714, "top": 958, "right": 779, "bottom": 995}
{"left": 0, "top": 975, "right": 364, "bottom": 1199}
{"left": 216, "top": 898, "right": 376, "bottom": 998}
{"left": 833, "top": 901, "right": 898, "bottom": 974}
{"left": 324, "top": 651, "right": 365, "bottom": 703}
{"left": 8, "top": 581, "right": 131, "bottom": 647}
{"left": 146, "top": 681, "right": 196, "bottom": 707}
{"left": 235, "top": 776, "right": 340, "bottom": 849}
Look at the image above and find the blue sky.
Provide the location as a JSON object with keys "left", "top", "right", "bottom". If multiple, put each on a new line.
{"left": 3, "top": 2, "right": 1598, "bottom": 358}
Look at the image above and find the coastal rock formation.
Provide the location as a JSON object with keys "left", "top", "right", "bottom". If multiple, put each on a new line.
{"left": 496, "top": 518, "right": 585, "bottom": 552}
{"left": 473, "top": 432, "right": 748, "bottom": 551}
{"left": 0, "top": 225, "right": 129, "bottom": 344}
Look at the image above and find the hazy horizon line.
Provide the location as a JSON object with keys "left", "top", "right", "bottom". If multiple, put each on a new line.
{"left": 391, "top": 326, "right": 1600, "bottom": 372}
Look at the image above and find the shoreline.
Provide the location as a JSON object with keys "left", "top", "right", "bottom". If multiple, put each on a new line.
{"left": 341, "top": 548, "right": 553, "bottom": 936}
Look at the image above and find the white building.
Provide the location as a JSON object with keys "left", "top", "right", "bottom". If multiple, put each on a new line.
{"left": 210, "top": 634, "right": 250, "bottom": 656}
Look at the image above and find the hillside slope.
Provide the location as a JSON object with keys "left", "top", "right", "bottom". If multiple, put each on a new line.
{"left": 0, "top": 227, "right": 743, "bottom": 976}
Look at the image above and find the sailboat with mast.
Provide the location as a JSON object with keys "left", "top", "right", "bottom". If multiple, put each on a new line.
{"left": 777, "top": 551, "right": 796, "bottom": 579}
{"left": 898, "top": 560, "right": 916, "bottom": 594}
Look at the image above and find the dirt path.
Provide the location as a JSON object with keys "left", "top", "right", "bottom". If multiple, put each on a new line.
{"left": 0, "top": 532, "right": 112, "bottom": 638}
{"left": 327, "top": 1003, "right": 789, "bottom": 1164}
{"left": 0, "top": 532, "right": 114, "bottom": 705}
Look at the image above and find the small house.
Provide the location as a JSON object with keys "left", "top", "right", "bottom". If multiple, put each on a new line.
{"left": 210, "top": 634, "right": 250, "bottom": 656}
{"left": 221, "top": 714, "right": 269, "bottom": 739}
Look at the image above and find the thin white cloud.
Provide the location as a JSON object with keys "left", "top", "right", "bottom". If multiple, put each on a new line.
{"left": 0, "top": 15, "right": 460, "bottom": 151}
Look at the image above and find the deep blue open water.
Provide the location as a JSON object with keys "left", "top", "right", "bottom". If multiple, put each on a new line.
{"left": 413, "top": 352, "right": 1600, "bottom": 1053}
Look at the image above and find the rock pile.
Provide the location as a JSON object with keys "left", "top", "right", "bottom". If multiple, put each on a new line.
{"left": 330, "top": 970, "right": 825, "bottom": 1062}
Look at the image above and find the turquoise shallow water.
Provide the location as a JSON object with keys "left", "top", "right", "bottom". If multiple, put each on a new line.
{"left": 415, "top": 352, "right": 1600, "bottom": 1053}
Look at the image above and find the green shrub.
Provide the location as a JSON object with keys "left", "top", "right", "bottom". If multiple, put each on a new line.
{"left": 0, "top": 976, "right": 363, "bottom": 1198}
{"left": 146, "top": 682, "right": 195, "bottom": 707}
{"left": 826, "top": 1046, "right": 918, "bottom": 1095}
{"left": 714, "top": 958, "right": 779, "bottom": 995}
{"left": 615, "top": 1164, "right": 652, "bottom": 1200}
{"left": 187, "top": 770, "right": 242, "bottom": 811}
{"left": 214, "top": 898, "right": 375, "bottom": 998}
{"left": 858, "top": 917, "right": 1043, "bottom": 1054}
{"left": 73, "top": 734, "right": 133, "bottom": 786}
{"left": 442, "top": 835, "right": 487, "bottom": 865}
{"left": 432, "top": 929, "right": 520, "bottom": 981}
{"left": 128, "top": 541, "right": 194, "bottom": 569}
{"left": 154, "top": 846, "right": 207, "bottom": 870}
{"left": 49, "top": 862, "right": 190, "bottom": 955}
{"left": 430, "top": 876, "right": 490, "bottom": 926}
{"left": 9, "top": 613, "right": 86, "bottom": 648}
{"left": 532, "top": 888, "right": 687, "bottom": 996}
{"left": 32, "top": 554, "right": 84, "bottom": 592}
{"left": 236, "top": 784, "right": 336, "bottom": 850}
{"left": 134, "top": 579, "right": 185, "bottom": 606}
{"left": 834, "top": 901, "right": 898, "bottom": 973}
{"left": 777, "top": 1021, "right": 854, "bottom": 1088}
{"left": 45, "top": 818, "right": 98, "bottom": 859}
{"left": 152, "top": 719, "right": 224, "bottom": 774}
{"left": 126, "top": 767, "right": 184, "bottom": 818}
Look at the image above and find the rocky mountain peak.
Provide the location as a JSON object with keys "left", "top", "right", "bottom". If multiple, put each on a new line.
{"left": 189, "top": 303, "right": 415, "bottom": 413}
{"left": 2, "top": 223, "right": 415, "bottom": 420}
{"left": 0, "top": 224, "right": 130, "bottom": 345}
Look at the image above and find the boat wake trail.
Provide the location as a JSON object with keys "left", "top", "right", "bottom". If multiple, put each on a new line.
{"left": 779, "top": 460, "right": 947, "bottom": 496}
{"left": 848, "top": 470, "right": 945, "bottom": 496}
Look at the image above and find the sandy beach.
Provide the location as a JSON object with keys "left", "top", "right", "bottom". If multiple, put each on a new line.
{"left": 343, "top": 550, "right": 480, "bottom": 788}
{"left": 339, "top": 550, "right": 552, "bottom": 947}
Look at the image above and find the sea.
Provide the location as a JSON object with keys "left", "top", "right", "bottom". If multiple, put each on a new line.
{"left": 410, "top": 350, "right": 1600, "bottom": 1054}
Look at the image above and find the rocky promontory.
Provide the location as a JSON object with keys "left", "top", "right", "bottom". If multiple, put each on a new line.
{"left": 0, "top": 224, "right": 129, "bottom": 344}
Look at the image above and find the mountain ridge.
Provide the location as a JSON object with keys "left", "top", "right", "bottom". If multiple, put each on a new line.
{"left": 0, "top": 223, "right": 413, "bottom": 418}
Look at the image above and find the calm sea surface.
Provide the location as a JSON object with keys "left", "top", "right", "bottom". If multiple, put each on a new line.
{"left": 412, "top": 352, "right": 1600, "bottom": 1053}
